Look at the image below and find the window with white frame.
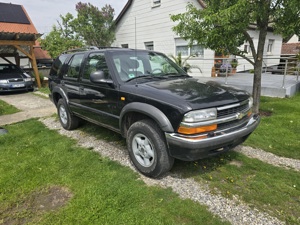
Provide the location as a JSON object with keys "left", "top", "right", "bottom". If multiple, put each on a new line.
{"left": 176, "top": 45, "right": 203, "bottom": 57}
{"left": 175, "top": 38, "right": 204, "bottom": 57}
{"left": 267, "top": 39, "right": 274, "bottom": 53}
{"left": 145, "top": 41, "right": 154, "bottom": 50}
{"left": 121, "top": 44, "right": 128, "bottom": 48}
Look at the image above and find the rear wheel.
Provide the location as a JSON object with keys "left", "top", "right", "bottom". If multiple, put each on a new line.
{"left": 57, "top": 99, "right": 79, "bottom": 130}
{"left": 127, "top": 119, "right": 174, "bottom": 178}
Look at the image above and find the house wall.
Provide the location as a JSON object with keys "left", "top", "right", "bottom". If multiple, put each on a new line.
{"left": 237, "top": 30, "right": 283, "bottom": 72}
{"left": 287, "top": 35, "right": 300, "bottom": 43}
{"left": 114, "top": 0, "right": 283, "bottom": 77}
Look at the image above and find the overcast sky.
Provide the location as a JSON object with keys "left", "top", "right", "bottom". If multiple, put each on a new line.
{"left": 1, "top": 0, "right": 128, "bottom": 35}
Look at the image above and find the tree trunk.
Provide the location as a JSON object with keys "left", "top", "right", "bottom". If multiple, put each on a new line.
{"left": 252, "top": 28, "right": 268, "bottom": 114}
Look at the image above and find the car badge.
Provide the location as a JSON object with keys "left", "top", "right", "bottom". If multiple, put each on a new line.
{"left": 236, "top": 112, "right": 244, "bottom": 120}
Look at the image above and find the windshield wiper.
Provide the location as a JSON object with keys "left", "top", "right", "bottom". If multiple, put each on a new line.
{"left": 163, "top": 73, "right": 190, "bottom": 78}
{"left": 125, "top": 74, "right": 153, "bottom": 82}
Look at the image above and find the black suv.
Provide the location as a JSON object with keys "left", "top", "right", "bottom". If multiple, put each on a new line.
{"left": 49, "top": 48, "right": 260, "bottom": 177}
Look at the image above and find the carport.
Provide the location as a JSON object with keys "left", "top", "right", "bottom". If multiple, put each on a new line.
{"left": 0, "top": 2, "right": 42, "bottom": 88}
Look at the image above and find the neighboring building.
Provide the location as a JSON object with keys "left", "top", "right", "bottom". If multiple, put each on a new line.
{"left": 287, "top": 35, "right": 300, "bottom": 43}
{"left": 113, "top": 0, "right": 283, "bottom": 77}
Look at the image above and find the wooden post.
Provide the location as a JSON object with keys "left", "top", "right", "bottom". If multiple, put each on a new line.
{"left": 30, "top": 45, "right": 41, "bottom": 88}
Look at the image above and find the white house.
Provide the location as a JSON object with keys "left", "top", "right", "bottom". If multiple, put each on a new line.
{"left": 113, "top": 0, "right": 283, "bottom": 77}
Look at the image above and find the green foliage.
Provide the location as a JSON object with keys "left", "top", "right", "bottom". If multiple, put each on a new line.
{"left": 73, "top": 3, "right": 115, "bottom": 46}
{"left": 169, "top": 52, "right": 202, "bottom": 73}
{"left": 40, "top": 13, "right": 84, "bottom": 58}
{"left": 40, "top": 3, "right": 115, "bottom": 58}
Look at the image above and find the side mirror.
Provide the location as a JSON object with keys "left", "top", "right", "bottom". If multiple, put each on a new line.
{"left": 90, "top": 71, "right": 113, "bottom": 84}
{"left": 182, "top": 66, "right": 188, "bottom": 72}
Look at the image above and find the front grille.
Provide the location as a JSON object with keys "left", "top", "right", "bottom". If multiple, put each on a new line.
{"left": 218, "top": 116, "right": 249, "bottom": 131}
{"left": 217, "top": 100, "right": 249, "bottom": 118}
{"left": 8, "top": 78, "right": 23, "bottom": 83}
{"left": 216, "top": 99, "right": 251, "bottom": 132}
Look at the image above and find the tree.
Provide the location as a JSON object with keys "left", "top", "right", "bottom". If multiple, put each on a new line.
{"left": 40, "top": 13, "right": 84, "bottom": 58}
{"left": 171, "top": 0, "right": 300, "bottom": 113}
{"left": 40, "top": 2, "right": 115, "bottom": 58}
{"left": 73, "top": 2, "right": 115, "bottom": 46}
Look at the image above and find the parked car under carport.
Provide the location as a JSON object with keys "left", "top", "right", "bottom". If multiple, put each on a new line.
{"left": 0, "top": 64, "right": 35, "bottom": 93}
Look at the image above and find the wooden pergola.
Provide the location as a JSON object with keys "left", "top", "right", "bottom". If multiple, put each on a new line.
{"left": 0, "top": 37, "right": 42, "bottom": 88}
{"left": 0, "top": 3, "right": 43, "bottom": 88}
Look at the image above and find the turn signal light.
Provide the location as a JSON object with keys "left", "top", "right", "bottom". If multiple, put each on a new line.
{"left": 178, "top": 124, "right": 217, "bottom": 135}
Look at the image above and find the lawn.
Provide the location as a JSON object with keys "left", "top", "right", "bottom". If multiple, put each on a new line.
{"left": 0, "top": 93, "right": 299, "bottom": 224}
{"left": 0, "top": 99, "right": 19, "bottom": 116}
{"left": 0, "top": 119, "right": 227, "bottom": 225}
{"left": 245, "top": 93, "right": 300, "bottom": 159}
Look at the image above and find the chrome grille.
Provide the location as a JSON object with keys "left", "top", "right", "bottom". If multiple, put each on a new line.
{"left": 8, "top": 78, "right": 23, "bottom": 83}
{"left": 217, "top": 100, "right": 249, "bottom": 118}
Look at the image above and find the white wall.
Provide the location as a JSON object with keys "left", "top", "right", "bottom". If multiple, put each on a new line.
{"left": 287, "top": 35, "right": 299, "bottom": 43}
{"left": 114, "top": 0, "right": 283, "bottom": 77}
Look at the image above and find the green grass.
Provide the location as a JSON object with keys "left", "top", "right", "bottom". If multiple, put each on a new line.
{"left": 0, "top": 99, "right": 19, "bottom": 115}
{"left": 38, "top": 87, "right": 51, "bottom": 95}
{"left": 173, "top": 152, "right": 300, "bottom": 224}
{"left": 245, "top": 93, "right": 300, "bottom": 159}
{"left": 0, "top": 119, "right": 228, "bottom": 225}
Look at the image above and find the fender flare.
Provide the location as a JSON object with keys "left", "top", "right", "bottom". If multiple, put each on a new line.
{"left": 120, "top": 102, "right": 174, "bottom": 133}
{"left": 51, "top": 86, "right": 69, "bottom": 106}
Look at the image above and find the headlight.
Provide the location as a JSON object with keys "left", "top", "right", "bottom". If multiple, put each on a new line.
{"left": 24, "top": 78, "right": 32, "bottom": 82}
{"left": 0, "top": 80, "right": 8, "bottom": 84}
{"left": 182, "top": 108, "right": 217, "bottom": 123}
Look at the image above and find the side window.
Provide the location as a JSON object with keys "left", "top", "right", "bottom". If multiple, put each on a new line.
{"left": 82, "top": 53, "right": 111, "bottom": 80}
{"left": 112, "top": 56, "right": 146, "bottom": 81}
{"left": 50, "top": 54, "right": 68, "bottom": 76}
{"left": 65, "top": 54, "right": 84, "bottom": 79}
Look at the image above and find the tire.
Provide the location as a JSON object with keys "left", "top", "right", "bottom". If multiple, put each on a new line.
{"left": 127, "top": 119, "right": 174, "bottom": 178}
{"left": 57, "top": 99, "right": 79, "bottom": 130}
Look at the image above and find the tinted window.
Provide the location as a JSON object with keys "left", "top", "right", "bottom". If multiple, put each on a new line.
{"left": 111, "top": 51, "right": 182, "bottom": 81}
{"left": 50, "top": 54, "right": 69, "bottom": 76}
{"left": 65, "top": 54, "right": 84, "bottom": 79}
{"left": 0, "top": 64, "right": 23, "bottom": 74}
{"left": 82, "top": 53, "right": 111, "bottom": 80}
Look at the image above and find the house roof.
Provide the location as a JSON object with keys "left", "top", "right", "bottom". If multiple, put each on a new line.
{"left": 281, "top": 43, "right": 300, "bottom": 55}
{"left": 0, "top": 2, "right": 41, "bottom": 56}
{"left": 0, "top": 3, "right": 38, "bottom": 34}
{"left": 115, "top": 0, "right": 206, "bottom": 25}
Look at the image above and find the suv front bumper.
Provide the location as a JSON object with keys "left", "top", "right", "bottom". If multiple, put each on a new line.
{"left": 165, "top": 114, "right": 260, "bottom": 161}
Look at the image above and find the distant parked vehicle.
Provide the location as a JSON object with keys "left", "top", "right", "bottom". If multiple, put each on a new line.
{"left": 0, "top": 64, "right": 35, "bottom": 93}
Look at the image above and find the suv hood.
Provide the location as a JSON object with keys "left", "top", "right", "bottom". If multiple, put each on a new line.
{"left": 125, "top": 78, "right": 249, "bottom": 110}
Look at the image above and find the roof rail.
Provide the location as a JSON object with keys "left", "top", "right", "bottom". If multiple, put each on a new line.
{"left": 62, "top": 46, "right": 121, "bottom": 54}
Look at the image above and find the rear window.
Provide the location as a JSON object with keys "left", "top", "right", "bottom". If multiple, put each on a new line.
{"left": 50, "top": 54, "right": 69, "bottom": 76}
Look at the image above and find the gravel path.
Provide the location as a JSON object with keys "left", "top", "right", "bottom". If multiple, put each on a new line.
{"left": 40, "top": 117, "right": 285, "bottom": 225}
{"left": 235, "top": 146, "right": 300, "bottom": 172}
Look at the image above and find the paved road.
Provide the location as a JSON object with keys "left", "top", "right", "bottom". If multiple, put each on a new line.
{"left": 0, "top": 92, "right": 56, "bottom": 126}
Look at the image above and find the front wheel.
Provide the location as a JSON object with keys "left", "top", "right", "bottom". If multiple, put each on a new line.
{"left": 127, "top": 119, "right": 174, "bottom": 178}
{"left": 57, "top": 99, "right": 79, "bottom": 130}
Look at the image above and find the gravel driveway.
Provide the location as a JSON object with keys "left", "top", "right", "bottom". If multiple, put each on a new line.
{"left": 2, "top": 92, "right": 299, "bottom": 224}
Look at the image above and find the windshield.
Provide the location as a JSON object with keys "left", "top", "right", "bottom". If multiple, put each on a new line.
{"left": 0, "top": 64, "right": 23, "bottom": 75}
{"left": 110, "top": 51, "right": 187, "bottom": 82}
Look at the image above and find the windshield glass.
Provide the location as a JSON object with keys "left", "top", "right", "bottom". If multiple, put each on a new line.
{"left": 110, "top": 51, "right": 186, "bottom": 82}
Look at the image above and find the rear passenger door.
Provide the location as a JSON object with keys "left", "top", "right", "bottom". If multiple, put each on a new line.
{"left": 79, "top": 52, "right": 120, "bottom": 131}
{"left": 61, "top": 53, "right": 85, "bottom": 113}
